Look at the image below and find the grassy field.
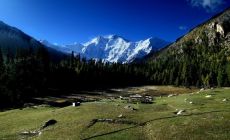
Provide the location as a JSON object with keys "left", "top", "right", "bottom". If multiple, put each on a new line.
{"left": 0, "top": 86, "right": 229, "bottom": 140}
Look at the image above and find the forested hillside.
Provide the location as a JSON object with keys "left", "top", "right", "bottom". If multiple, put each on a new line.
{"left": 144, "top": 7, "right": 230, "bottom": 87}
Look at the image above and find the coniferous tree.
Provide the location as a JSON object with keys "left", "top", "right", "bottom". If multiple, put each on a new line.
{"left": 0, "top": 48, "right": 4, "bottom": 73}
{"left": 217, "top": 68, "right": 224, "bottom": 87}
{"left": 226, "top": 63, "right": 230, "bottom": 85}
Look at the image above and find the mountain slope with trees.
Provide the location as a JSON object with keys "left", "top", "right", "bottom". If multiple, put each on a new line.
{"left": 0, "top": 21, "right": 66, "bottom": 108}
{"left": 144, "top": 7, "right": 230, "bottom": 87}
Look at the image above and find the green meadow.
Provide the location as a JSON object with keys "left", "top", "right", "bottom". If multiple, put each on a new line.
{"left": 0, "top": 87, "right": 229, "bottom": 140}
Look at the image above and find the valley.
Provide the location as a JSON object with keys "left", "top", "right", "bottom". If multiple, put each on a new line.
{"left": 0, "top": 86, "right": 229, "bottom": 140}
{"left": 0, "top": 1, "right": 230, "bottom": 140}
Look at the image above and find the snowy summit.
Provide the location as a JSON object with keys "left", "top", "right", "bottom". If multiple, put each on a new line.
{"left": 41, "top": 35, "right": 169, "bottom": 63}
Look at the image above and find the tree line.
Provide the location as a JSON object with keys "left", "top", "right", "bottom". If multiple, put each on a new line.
{"left": 0, "top": 39, "right": 230, "bottom": 108}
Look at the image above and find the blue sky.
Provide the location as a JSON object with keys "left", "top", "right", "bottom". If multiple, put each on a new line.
{"left": 0, "top": 0, "right": 229, "bottom": 44}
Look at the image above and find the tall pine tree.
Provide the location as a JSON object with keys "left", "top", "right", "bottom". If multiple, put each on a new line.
{"left": 0, "top": 48, "right": 4, "bottom": 74}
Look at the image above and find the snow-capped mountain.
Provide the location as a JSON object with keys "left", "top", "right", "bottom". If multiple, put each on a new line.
{"left": 41, "top": 35, "right": 169, "bottom": 63}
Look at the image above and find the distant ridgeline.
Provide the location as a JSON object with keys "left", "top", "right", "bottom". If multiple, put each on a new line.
{"left": 41, "top": 35, "right": 170, "bottom": 63}
{"left": 0, "top": 7, "right": 230, "bottom": 109}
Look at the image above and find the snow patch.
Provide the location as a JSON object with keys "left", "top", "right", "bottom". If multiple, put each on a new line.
{"left": 41, "top": 35, "right": 169, "bottom": 63}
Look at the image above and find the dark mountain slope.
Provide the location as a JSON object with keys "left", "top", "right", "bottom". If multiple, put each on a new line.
{"left": 0, "top": 21, "right": 66, "bottom": 61}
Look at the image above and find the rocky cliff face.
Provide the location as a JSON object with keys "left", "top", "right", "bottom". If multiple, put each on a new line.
{"left": 201, "top": 11, "right": 230, "bottom": 48}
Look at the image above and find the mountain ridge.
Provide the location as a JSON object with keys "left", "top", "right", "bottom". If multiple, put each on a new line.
{"left": 42, "top": 35, "right": 170, "bottom": 63}
{"left": 0, "top": 20, "right": 66, "bottom": 61}
{"left": 146, "top": 7, "right": 230, "bottom": 61}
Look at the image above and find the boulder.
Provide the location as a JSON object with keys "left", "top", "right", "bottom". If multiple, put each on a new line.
{"left": 200, "top": 88, "right": 205, "bottom": 91}
{"left": 41, "top": 119, "right": 57, "bottom": 129}
{"left": 20, "top": 130, "right": 42, "bottom": 136}
{"left": 168, "top": 94, "right": 177, "bottom": 97}
{"left": 124, "top": 105, "right": 137, "bottom": 111}
{"left": 130, "top": 94, "right": 142, "bottom": 98}
{"left": 118, "top": 114, "right": 124, "bottom": 118}
{"left": 176, "top": 110, "right": 185, "bottom": 115}
{"left": 205, "top": 95, "right": 212, "bottom": 98}
{"left": 216, "top": 24, "right": 225, "bottom": 37}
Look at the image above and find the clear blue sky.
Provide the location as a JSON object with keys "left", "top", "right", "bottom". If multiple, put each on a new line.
{"left": 0, "top": 0, "right": 229, "bottom": 44}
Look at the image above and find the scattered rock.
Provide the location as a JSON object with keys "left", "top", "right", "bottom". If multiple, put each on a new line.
{"left": 168, "top": 94, "right": 177, "bottom": 97}
{"left": 130, "top": 94, "right": 142, "bottom": 98}
{"left": 176, "top": 110, "right": 185, "bottom": 115}
{"left": 124, "top": 105, "right": 131, "bottom": 109}
{"left": 118, "top": 114, "right": 123, "bottom": 118}
{"left": 98, "top": 118, "right": 113, "bottom": 122}
{"left": 23, "top": 103, "right": 36, "bottom": 108}
{"left": 141, "top": 96, "right": 154, "bottom": 104}
{"left": 205, "top": 95, "right": 212, "bottom": 98}
{"left": 129, "top": 94, "right": 142, "bottom": 103}
{"left": 122, "top": 94, "right": 154, "bottom": 104}
{"left": 200, "top": 88, "right": 205, "bottom": 91}
{"left": 20, "top": 130, "right": 42, "bottom": 136}
{"left": 41, "top": 119, "right": 57, "bottom": 129}
{"left": 216, "top": 23, "right": 225, "bottom": 37}
{"left": 89, "top": 118, "right": 138, "bottom": 126}
{"left": 195, "top": 36, "right": 203, "bottom": 44}
{"left": 124, "top": 105, "right": 136, "bottom": 110}
{"left": 168, "top": 94, "right": 173, "bottom": 97}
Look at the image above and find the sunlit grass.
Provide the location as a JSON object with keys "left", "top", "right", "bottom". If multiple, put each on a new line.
{"left": 0, "top": 87, "right": 229, "bottom": 140}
